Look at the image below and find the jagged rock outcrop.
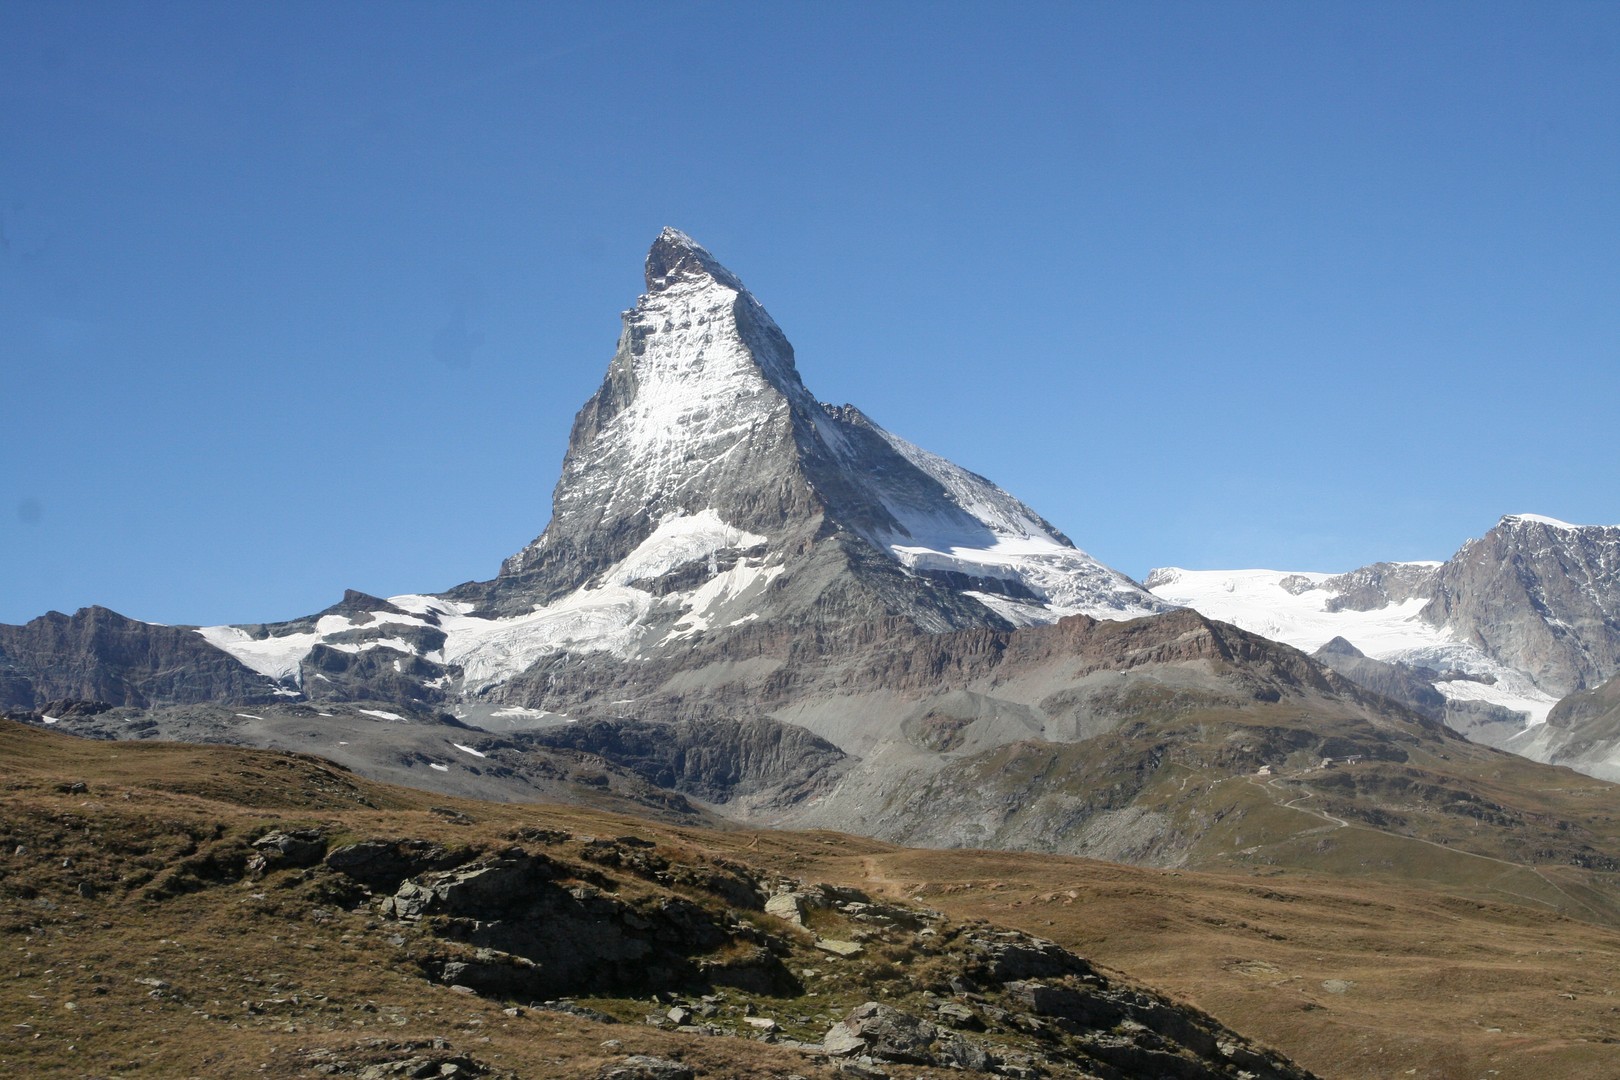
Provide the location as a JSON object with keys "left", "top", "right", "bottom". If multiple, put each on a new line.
{"left": 1422, "top": 514, "right": 1620, "bottom": 696}
{"left": 315, "top": 829, "right": 1316, "bottom": 1080}
{"left": 518, "top": 715, "right": 849, "bottom": 808}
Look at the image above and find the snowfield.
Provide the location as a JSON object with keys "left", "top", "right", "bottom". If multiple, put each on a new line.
{"left": 1147, "top": 566, "right": 1559, "bottom": 726}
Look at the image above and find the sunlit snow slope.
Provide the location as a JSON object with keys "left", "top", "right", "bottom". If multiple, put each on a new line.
{"left": 1145, "top": 565, "right": 1559, "bottom": 727}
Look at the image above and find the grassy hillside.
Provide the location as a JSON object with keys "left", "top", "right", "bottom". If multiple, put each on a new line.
{"left": 4, "top": 721, "right": 1618, "bottom": 1079}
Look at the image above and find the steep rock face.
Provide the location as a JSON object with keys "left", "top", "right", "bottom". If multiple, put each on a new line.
{"left": 498, "top": 228, "right": 824, "bottom": 596}
{"left": 0, "top": 606, "right": 277, "bottom": 710}
{"left": 1422, "top": 514, "right": 1620, "bottom": 696}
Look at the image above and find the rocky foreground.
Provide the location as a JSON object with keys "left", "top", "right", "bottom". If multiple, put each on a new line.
{"left": 1, "top": 720, "right": 1313, "bottom": 1080}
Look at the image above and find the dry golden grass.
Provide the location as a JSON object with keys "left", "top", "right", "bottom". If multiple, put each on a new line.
{"left": 761, "top": 844, "right": 1620, "bottom": 1080}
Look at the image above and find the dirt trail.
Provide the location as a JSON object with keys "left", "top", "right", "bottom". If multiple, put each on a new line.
{"left": 858, "top": 854, "right": 914, "bottom": 899}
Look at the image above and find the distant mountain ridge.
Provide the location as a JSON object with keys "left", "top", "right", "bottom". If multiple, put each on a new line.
{"left": 1148, "top": 512, "right": 1620, "bottom": 776}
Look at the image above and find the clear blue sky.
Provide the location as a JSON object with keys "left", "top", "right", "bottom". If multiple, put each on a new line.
{"left": 3, "top": 2, "right": 1617, "bottom": 627}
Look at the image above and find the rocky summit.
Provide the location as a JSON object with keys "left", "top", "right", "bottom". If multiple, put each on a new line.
{"left": 1421, "top": 513, "right": 1620, "bottom": 698}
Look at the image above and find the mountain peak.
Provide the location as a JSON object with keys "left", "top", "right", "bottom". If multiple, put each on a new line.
{"left": 645, "top": 227, "right": 745, "bottom": 294}
{"left": 495, "top": 230, "right": 1164, "bottom": 633}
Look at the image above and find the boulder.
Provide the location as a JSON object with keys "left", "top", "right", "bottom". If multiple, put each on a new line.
{"left": 597, "top": 1055, "right": 693, "bottom": 1080}
{"left": 837, "top": 1002, "right": 937, "bottom": 1064}
{"left": 764, "top": 891, "right": 806, "bottom": 925}
{"left": 814, "top": 938, "right": 863, "bottom": 957}
{"left": 969, "top": 931, "right": 1096, "bottom": 983}
{"left": 325, "top": 839, "right": 466, "bottom": 890}
{"left": 252, "top": 828, "right": 326, "bottom": 867}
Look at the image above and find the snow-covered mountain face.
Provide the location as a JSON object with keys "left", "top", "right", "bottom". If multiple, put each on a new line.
{"left": 1147, "top": 514, "right": 1620, "bottom": 747}
{"left": 496, "top": 228, "right": 1161, "bottom": 622}
{"left": 196, "top": 229, "right": 1164, "bottom": 702}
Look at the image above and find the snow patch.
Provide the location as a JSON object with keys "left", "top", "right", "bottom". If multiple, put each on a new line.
{"left": 445, "top": 510, "right": 778, "bottom": 691}
{"left": 1502, "top": 513, "right": 1581, "bottom": 530}
{"left": 322, "top": 636, "right": 417, "bottom": 656}
{"left": 661, "top": 563, "right": 784, "bottom": 642}
{"left": 963, "top": 590, "right": 1058, "bottom": 628}
{"left": 606, "top": 509, "right": 766, "bottom": 586}
{"left": 452, "top": 743, "right": 487, "bottom": 759}
{"left": 442, "top": 584, "right": 655, "bottom": 690}
{"left": 358, "top": 708, "right": 406, "bottom": 722}
{"left": 862, "top": 425, "right": 1163, "bottom": 621}
{"left": 388, "top": 594, "right": 475, "bottom": 617}
{"left": 196, "top": 625, "right": 318, "bottom": 684}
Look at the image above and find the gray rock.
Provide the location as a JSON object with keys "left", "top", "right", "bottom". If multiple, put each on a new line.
{"left": 834, "top": 1062, "right": 889, "bottom": 1079}
{"left": 764, "top": 891, "right": 806, "bottom": 925}
{"left": 822, "top": 1021, "right": 866, "bottom": 1056}
{"left": 814, "top": 938, "right": 863, "bottom": 957}
{"left": 970, "top": 931, "right": 1096, "bottom": 983}
{"left": 838, "top": 1002, "right": 937, "bottom": 1064}
{"left": 934, "top": 1001, "right": 983, "bottom": 1030}
{"left": 251, "top": 828, "right": 326, "bottom": 868}
{"left": 597, "top": 1055, "right": 693, "bottom": 1080}
{"left": 935, "top": 1032, "right": 994, "bottom": 1071}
